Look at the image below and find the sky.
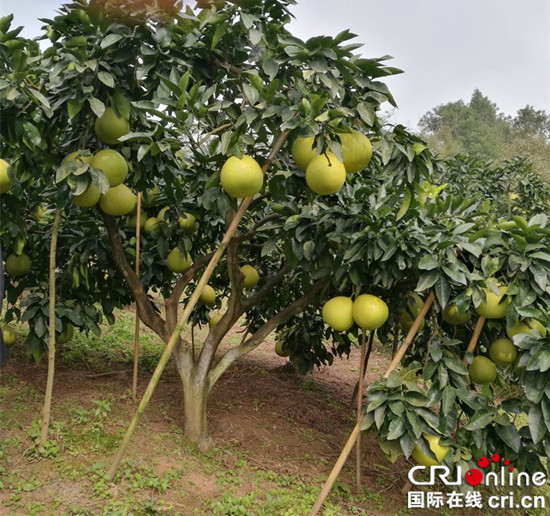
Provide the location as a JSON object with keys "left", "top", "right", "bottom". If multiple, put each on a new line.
{"left": 4, "top": 0, "right": 550, "bottom": 130}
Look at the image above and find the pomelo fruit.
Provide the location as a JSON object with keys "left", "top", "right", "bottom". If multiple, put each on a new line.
{"left": 0, "top": 159, "right": 13, "bottom": 193}
{"left": 73, "top": 183, "right": 101, "bottom": 208}
{"left": 5, "top": 253, "right": 31, "bottom": 276}
{"left": 475, "top": 279, "right": 509, "bottom": 319}
{"left": 209, "top": 314, "right": 223, "bottom": 327}
{"left": 99, "top": 184, "right": 137, "bottom": 216}
{"left": 94, "top": 107, "right": 130, "bottom": 145}
{"left": 305, "top": 152, "right": 346, "bottom": 195}
{"left": 399, "top": 292, "right": 424, "bottom": 332}
{"left": 322, "top": 296, "right": 354, "bottom": 332}
{"left": 352, "top": 294, "right": 389, "bottom": 331}
{"left": 488, "top": 338, "right": 517, "bottom": 366}
{"left": 442, "top": 304, "right": 471, "bottom": 325}
{"left": 220, "top": 155, "right": 263, "bottom": 198}
{"left": 240, "top": 264, "right": 259, "bottom": 289}
{"left": 56, "top": 324, "right": 74, "bottom": 344}
{"left": 291, "top": 136, "right": 317, "bottom": 171}
{"left": 469, "top": 356, "right": 497, "bottom": 385}
{"left": 199, "top": 285, "right": 216, "bottom": 306}
{"left": 1, "top": 325, "right": 16, "bottom": 347}
{"left": 178, "top": 212, "right": 199, "bottom": 234}
{"left": 166, "top": 247, "right": 192, "bottom": 273}
{"left": 144, "top": 217, "right": 161, "bottom": 234}
{"left": 506, "top": 319, "right": 546, "bottom": 339}
{"left": 339, "top": 130, "right": 372, "bottom": 173}
{"left": 90, "top": 149, "right": 128, "bottom": 187}
{"left": 411, "top": 434, "right": 449, "bottom": 467}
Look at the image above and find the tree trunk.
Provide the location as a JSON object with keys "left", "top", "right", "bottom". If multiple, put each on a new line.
{"left": 181, "top": 368, "right": 211, "bottom": 450}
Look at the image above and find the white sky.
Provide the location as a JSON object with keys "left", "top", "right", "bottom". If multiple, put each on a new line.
{"left": 4, "top": 0, "right": 550, "bottom": 129}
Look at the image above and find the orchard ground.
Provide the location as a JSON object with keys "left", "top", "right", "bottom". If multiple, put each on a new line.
{"left": 2, "top": 311, "right": 547, "bottom": 515}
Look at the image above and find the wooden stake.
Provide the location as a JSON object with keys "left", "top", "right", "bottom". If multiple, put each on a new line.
{"left": 39, "top": 209, "right": 62, "bottom": 449}
{"left": 355, "top": 329, "right": 367, "bottom": 493}
{"left": 383, "top": 291, "right": 435, "bottom": 379}
{"left": 107, "top": 131, "right": 289, "bottom": 482}
{"left": 309, "top": 423, "right": 361, "bottom": 516}
{"left": 132, "top": 193, "right": 142, "bottom": 402}
{"left": 310, "top": 291, "right": 435, "bottom": 515}
{"left": 462, "top": 316, "right": 485, "bottom": 364}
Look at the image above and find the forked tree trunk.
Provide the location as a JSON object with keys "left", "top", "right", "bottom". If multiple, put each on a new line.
{"left": 180, "top": 366, "right": 212, "bottom": 449}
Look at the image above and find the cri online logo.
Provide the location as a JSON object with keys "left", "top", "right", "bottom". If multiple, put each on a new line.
{"left": 408, "top": 454, "right": 547, "bottom": 487}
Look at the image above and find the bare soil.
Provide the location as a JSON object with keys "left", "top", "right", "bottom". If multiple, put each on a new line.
{"left": 0, "top": 332, "right": 503, "bottom": 515}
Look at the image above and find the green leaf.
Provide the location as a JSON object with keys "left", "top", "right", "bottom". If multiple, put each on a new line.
{"left": 88, "top": 97, "right": 105, "bottom": 117}
{"left": 243, "top": 83, "right": 259, "bottom": 106}
{"left": 98, "top": 71, "right": 115, "bottom": 88}
{"left": 528, "top": 405, "right": 546, "bottom": 444}
{"left": 464, "top": 409, "right": 494, "bottom": 431}
{"left": 416, "top": 270, "right": 439, "bottom": 291}
{"left": 495, "top": 423, "right": 521, "bottom": 453}
{"left": 100, "top": 34, "right": 123, "bottom": 49}
{"left": 67, "top": 99, "right": 83, "bottom": 119}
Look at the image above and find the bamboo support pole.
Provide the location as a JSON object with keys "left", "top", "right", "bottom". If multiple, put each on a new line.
{"left": 462, "top": 316, "right": 485, "bottom": 364}
{"left": 39, "top": 209, "right": 62, "bottom": 449}
{"left": 309, "top": 291, "right": 435, "bottom": 515}
{"left": 106, "top": 131, "right": 289, "bottom": 482}
{"left": 132, "top": 193, "right": 142, "bottom": 401}
{"left": 355, "top": 329, "right": 368, "bottom": 493}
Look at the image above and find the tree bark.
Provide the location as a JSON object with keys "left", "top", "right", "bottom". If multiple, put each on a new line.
{"left": 181, "top": 367, "right": 211, "bottom": 449}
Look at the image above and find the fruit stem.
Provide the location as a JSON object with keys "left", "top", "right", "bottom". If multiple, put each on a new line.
{"left": 39, "top": 209, "right": 62, "bottom": 450}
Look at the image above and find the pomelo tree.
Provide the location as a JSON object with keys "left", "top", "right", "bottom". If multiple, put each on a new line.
{"left": 2, "top": 0, "right": 550, "bottom": 482}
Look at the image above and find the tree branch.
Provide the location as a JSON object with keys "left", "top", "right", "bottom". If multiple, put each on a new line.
{"left": 241, "top": 265, "right": 291, "bottom": 311}
{"left": 102, "top": 213, "right": 168, "bottom": 341}
{"left": 208, "top": 278, "right": 330, "bottom": 387}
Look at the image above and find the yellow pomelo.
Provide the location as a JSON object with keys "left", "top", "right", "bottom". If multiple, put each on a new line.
{"left": 305, "top": 152, "right": 346, "bottom": 195}
{"left": 166, "top": 247, "right": 192, "bottom": 273}
{"left": 469, "top": 356, "right": 497, "bottom": 385}
{"left": 144, "top": 217, "right": 161, "bottom": 234}
{"left": 99, "top": 184, "right": 137, "bottom": 216}
{"left": 399, "top": 292, "right": 424, "bottom": 332}
{"left": 178, "top": 212, "right": 199, "bottom": 234}
{"left": 94, "top": 107, "right": 130, "bottom": 145}
{"left": 157, "top": 206, "right": 169, "bottom": 221}
{"left": 275, "top": 339, "right": 290, "bottom": 357}
{"left": 90, "top": 149, "right": 128, "bottom": 187}
{"left": 411, "top": 434, "right": 449, "bottom": 467}
{"left": 199, "top": 285, "right": 216, "bottom": 306}
{"left": 488, "top": 338, "right": 517, "bottom": 366}
{"left": 339, "top": 130, "right": 372, "bottom": 173}
{"left": 127, "top": 211, "right": 147, "bottom": 229}
{"left": 475, "top": 279, "right": 509, "bottom": 319}
{"left": 352, "top": 294, "right": 389, "bottom": 331}
{"left": 291, "top": 136, "right": 317, "bottom": 171}
{"left": 1, "top": 325, "right": 16, "bottom": 347}
{"left": 142, "top": 185, "right": 161, "bottom": 207}
{"left": 442, "top": 304, "right": 471, "bottom": 325}
{"left": 56, "top": 324, "right": 74, "bottom": 344}
{"left": 240, "top": 264, "right": 259, "bottom": 289}
{"left": 73, "top": 183, "right": 101, "bottom": 208}
{"left": 220, "top": 155, "right": 263, "bottom": 198}
{"left": 209, "top": 314, "right": 223, "bottom": 328}
{"left": 0, "top": 159, "right": 13, "bottom": 194}
{"left": 322, "top": 296, "right": 354, "bottom": 332}
{"left": 5, "top": 253, "right": 31, "bottom": 276}
{"left": 506, "top": 319, "right": 546, "bottom": 339}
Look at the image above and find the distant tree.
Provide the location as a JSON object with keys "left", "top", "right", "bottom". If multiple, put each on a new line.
{"left": 419, "top": 91, "right": 550, "bottom": 178}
